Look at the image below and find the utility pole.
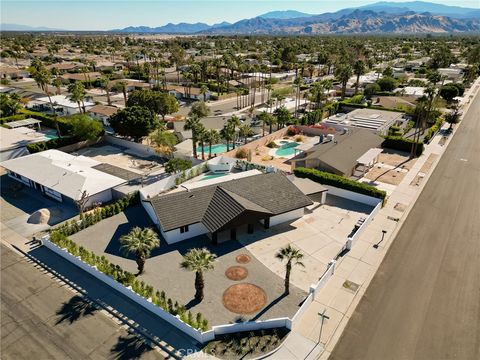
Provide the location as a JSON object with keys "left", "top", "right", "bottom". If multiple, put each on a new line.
{"left": 304, "top": 309, "right": 330, "bottom": 359}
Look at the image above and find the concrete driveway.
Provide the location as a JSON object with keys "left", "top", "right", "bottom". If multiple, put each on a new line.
{"left": 240, "top": 195, "right": 373, "bottom": 291}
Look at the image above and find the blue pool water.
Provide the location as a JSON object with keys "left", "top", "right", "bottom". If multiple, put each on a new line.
{"left": 196, "top": 144, "right": 228, "bottom": 154}
{"left": 200, "top": 173, "right": 228, "bottom": 181}
{"left": 45, "top": 134, "right": 59, "bottom": 140}
{"left": 275, "top": 142, "right": 300, "bottom": 157}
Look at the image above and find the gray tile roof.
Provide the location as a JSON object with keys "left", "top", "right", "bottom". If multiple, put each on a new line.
{"left": 149, "top": 173, "right": 312, "bottom": 232}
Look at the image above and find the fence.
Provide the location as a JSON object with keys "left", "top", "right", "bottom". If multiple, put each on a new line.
{"left": 346, "top": 201, "right": 382, "bottom": 250}
{"left": 105, "top": 135, "right": 162, "bottom": 158}
{"left": 324, "top": 185, "right": 383, "bottom": 207}
{"left": 42, "top": 238, "right": 213, "bottom": 343}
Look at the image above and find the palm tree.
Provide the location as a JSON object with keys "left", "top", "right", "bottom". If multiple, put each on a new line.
{"left": 257, "top": 111, "right": 273, "bottom": 136}
{"left": 353, "top": 60, "right": 366, "bottom": 95}
{"left": 196, "top": 124, "right": 207, "bottom": 160}
{"left": 204, "top": 129, "right": 220, "bottom": 158}
{"left": 200, "top": 84, "right": 209, "bottom": 102}
{"left": 180, "top": 248, "right": 217, "bottom": 302}
{"left": 275, "top": 245, "right": 305, "bottom": 295}
{"left": 334, "top": 63, "right": 353, "bottom": 99}
{"left": 220, "top": 123, "right": 235, "bottom": 151}
{"left": 68, "top": 82, "right": 86, "bottom": 113}
{"left": 120, "top": 227, "right": 160, "bottom": 275}
{"left": 118, "top": 80, "right": 128, "bottom": 104}
{"left": 184, "top": 115, "right": 201, "bottom": 158}
{"left": 100, "top": 76, "right": 112, "bottom": 106}
{"left": 239, "top": 124, "right": 253, "bottom": 144}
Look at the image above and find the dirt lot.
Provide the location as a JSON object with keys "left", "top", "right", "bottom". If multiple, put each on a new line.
{"left": 365, "top": 152, "right": 417, "bottom": 186}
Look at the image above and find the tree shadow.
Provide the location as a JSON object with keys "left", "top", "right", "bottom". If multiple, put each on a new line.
{"left": 185, "top": 298, "right": 201, "bottom": 310}
{"left": 55, "top": 295, "right": 98, "bottom": 325}
{"left": 110, "top": 334, "right": 153, "bottom": 360}
{"left": 249, "top": 293, "right": 288, "bottom": 321}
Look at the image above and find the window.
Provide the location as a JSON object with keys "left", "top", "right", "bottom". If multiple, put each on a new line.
{"left": 180, "top": 225, "right": 189, "bottom": 234}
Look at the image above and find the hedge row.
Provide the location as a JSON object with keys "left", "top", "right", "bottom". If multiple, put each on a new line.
{"left": 0, "top": 109, "right": 72, "bottom": 133}
{"left": 26, "top": 136, "right": 80, "bottom": 153}
{"left": 293, "top": 167, "right": 387, "bottom": 203}
{"left": 54, "top": 192, "right": 140, "bottom": 236}
{"left": 423, "top": 117, "right": 444, "bottom": 144}
{"left": 339, "top": 102, "right": 406, "bottom": 113}
{"left": 382, "top": 136, "right": 424, "bottom": 157}
{"left": 49, "top": 231, "right": 208, "bottom": 331}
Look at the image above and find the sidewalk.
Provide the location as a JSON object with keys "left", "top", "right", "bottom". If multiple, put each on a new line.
{"left": 268, "top": 76, "right": 480, "bottom": 360}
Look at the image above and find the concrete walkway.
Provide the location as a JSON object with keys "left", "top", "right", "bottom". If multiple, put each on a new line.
{"left": 265, "top": 76, "right": 480, "bottom": 360}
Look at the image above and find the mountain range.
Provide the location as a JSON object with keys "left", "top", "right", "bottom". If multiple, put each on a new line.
{"left": 2, "top": 1, "right": 479, "bottom": 34}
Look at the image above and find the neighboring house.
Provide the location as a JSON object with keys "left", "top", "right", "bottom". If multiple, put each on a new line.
{"left": 111, "top": 79, "right": 150, "bottom": 92}
{"left": 438, "top": 68, "right": 463, "bottom": 81}
{"left": 143, "top": 172, "right": 313, "bottom": 244}
{"left": 290, "top": 128, "right": 384, "bottom": 177}
{"left": 0, "top": 65, "right": 29, "bottom": 80}
{"left": 32, "top": 95, "right": 95, "bottom": 115}
{"left": 167, "top": 85, "right": 211, "bottom": 101}
{"left": 46, "top": 62, "right": 81, "bottom": 73}
{"left": 60, "top": 72, "right": 102, "bottom": 83}
{"left": 394, "top": 86, "right": 426, "bottom": 98}
{"left": 1, "top": 149, "right": 127, "bottom": 206}
{"left": 0, "top": 127, "right": 48, "bottom": 162}
{"left": 88, "top": 105, "right": 119, "bottom": 126}
{"left": 324, "top": 108, "right": 406, "bottom": 133}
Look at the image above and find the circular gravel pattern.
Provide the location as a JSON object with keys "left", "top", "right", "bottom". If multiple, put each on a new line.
{"left": 225, "top": 266, "right": 249, "bottom": 281}
{"left": 222, "top": 283, "right": 267, "bottom": 314}
{"left": 235, "top": 254, "right": 251, "bottom": 264}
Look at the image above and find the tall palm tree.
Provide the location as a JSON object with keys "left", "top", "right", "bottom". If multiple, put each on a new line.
{"left": 180, "top": 248, "right": 217, "bottom": 302}
{"left": 196, "top": 124, "right": 207, "bottom": 160}
{"left": 239, "top": 124, "right": 253, "bottom": 144}
{"left": 220, "top": 123, "right": 235, "bottom": 151}
{"left": 118, "top": 80, "right": 128, "bottom": 104}
{"left": 353, "top": 60, "right": 366, "bottom": 95}
{"left": 204, "top": 129, "right": 220, "bottom": 158}
{"left": 184, "top": 115, "right": 201, "bottom": 158}
{"left": 68, "top": 82, "right": 86, "bottom": 113}
{"left": 120, "top": 227, "right": 160, "bottom": 275}
{"left": 335, "top": 63, "right": 353, "bottom": 99}
{"left": 100, "top": 76, "right": 112, "bottom": 106}
{"left": 200, "top": 84, "right": 209, "bottom": 102}
{"left": 275, "top": 245, "right": 305, "bottom": 295}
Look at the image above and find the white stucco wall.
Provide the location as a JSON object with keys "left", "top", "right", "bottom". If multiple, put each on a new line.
{"left": 163, "top": 222, "right": 209, "bottom": 244}
{"left": 85, "top": 189, "right": 113, "bottom": 207}
{"left": 270, "top": 208, "right": 305, "bottom": 227}
{"left": 141, "top": 199, "right": 160, "bottom": 226}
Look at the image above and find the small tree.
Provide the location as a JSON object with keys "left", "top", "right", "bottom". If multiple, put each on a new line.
{"left": 377, "top": 77, "right": 398, "bottom": 92}
{"left": 150, "top": 129, "right": 178, "bottom": 157}
{"left": 275, "top": 245, "right": 305, "bottom": 295}
{"left": 75, "top": 190, "right": 89, "bottom": 215}
{"left": 189, "top": 101, "right": 211, "bottom": 118}
{"left": 180, "top": 248, "right": 217, "bottom": 302}
{"left": 70, "top": 114, "right": 103, "bottom": 140}
{"left": 165, "top": 158, "right": 192, "bottom": 174}
{"left": 439, "top": 84, "right": 460, "bottom": 102}
{"left": 120, "top": 227, "right": 160, "bottom": 274}
{"left": 444, "top": 104, "right": 462, "bottom": 129}
{"left": 0, "top": 93, "right": 21, "bottom": 117}
{"left": 109, "top": 106, "right": 158, "bottom": 142}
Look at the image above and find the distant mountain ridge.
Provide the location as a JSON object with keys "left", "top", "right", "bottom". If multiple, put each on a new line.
{"left": 112, "top": 21, "right": 231, "bottom": 34}
{"left": 258, "top": 10, "right": 313, "bottom": 19}
{"left": 0, "top": 23, "right": 63, "bottom": 31}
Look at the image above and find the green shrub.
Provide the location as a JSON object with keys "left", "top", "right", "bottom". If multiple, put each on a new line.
{"left": 266, "top": 141, "right": 277, "bottom": 148}
{"left": 235, "top": 148, "right": 248, "bottom": 159}
{"left": 423, "top": 117, "right": 443, "bottom": 143}
{"left": 293, "top": 167, "right": 387, "bottom": 203}
{"left": 382, "top": 136, "right": 424, "bottom": 157}
{"left": 26, "top": 136, "right": 80, "bottom": 153}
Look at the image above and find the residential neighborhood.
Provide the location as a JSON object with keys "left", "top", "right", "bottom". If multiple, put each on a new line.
{"left": 1, "top": 1, "right": 480, "bottom": 359}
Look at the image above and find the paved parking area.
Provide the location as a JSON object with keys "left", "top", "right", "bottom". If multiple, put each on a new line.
{"left": 0, "top": 245, "right": 164, "bottom": 360}
{"left": 69, "top": 206, "right": 307, "bottom": 326}
{"left": 239, "top": 195, "right": 373, "bottom": 291}
{"left": 0, "top": 172, "right": 77, "bottom": 237}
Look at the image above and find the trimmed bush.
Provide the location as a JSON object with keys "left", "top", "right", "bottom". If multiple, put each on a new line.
{"left": 293, "top": 167, "right": 387, "bottom": 203}
{"left": 382, "top": 136, "right": 424, "bottom": 157}
{"left": 235, "top": 148, "right": 248, "bottom": 159}
{"left": 423, "top": 117, "right": 444, "bottom": 143}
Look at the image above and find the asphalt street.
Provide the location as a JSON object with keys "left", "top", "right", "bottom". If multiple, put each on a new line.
{"left": 330, "top": 91, "right": 480, "bottom": 359}
{"left": 0, "top": 245, "right": 165, "bottom": 360}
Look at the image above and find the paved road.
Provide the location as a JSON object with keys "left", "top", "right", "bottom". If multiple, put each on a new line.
{"left": 330, "top": 91, "right": 480, "bottom": 360}
{"left": 0, "top": 245, "right": 165, "bottom": 360}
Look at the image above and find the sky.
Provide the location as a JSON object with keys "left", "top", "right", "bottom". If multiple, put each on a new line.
{"left": 1, "top": 0, "right": 479, "bottom": 30}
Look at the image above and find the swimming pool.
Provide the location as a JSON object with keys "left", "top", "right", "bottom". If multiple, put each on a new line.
{"left": 45, "top": 134, "right": 59, "bottom": 140}
{"left": 275, "top": 142, "right": 300, "bottom": 157}
{"left": 200, "top": 173, "right": 228, "bottom": 181}
{"left": 196, "top": 144, "right": 228, "bottom": 155}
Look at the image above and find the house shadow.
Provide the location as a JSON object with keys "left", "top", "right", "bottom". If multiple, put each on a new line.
{"left": 325, "top": 194, "right": 373, "bottom": 214}
{"left": 55, "top": 295, "right": 98, "bottom": 325}
{"left": 249, "top": 293, "right": 288, "bottom": 321}
{"left": 110, "top": 334, "right": 154, "bottom": 360}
